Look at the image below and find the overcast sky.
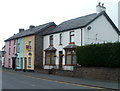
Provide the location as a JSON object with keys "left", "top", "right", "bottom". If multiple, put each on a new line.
{"left": 0, "top": 0, "right": 119, "bottom": 50}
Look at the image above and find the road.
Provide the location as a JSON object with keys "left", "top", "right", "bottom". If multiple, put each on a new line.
{"left": 1, "top": 68, "right": 118, "bottom": 91}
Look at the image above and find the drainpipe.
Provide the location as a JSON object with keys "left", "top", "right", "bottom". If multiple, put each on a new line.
{"left": 81, "top": 28, "right": 83, "bottom": 46}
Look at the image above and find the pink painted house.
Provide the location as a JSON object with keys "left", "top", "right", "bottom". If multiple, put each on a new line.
{"left": 4, "top": 39, "right": 16, "bottom": 69}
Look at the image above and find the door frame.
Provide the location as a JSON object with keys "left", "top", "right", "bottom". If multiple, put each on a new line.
{"left": 59, "top": 51, "right": 63, "bottom": 70}
{"left": 12, "top": 57, "right": 16, "bottom": 70}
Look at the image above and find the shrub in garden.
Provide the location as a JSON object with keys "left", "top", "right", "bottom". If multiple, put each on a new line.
{"left": 76, "top": 42, "right": 120, "bottom": 67}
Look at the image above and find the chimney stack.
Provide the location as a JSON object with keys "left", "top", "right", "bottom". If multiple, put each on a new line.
{"left": 118, "top": 1, "right": 120, "bottom": 30}
{"left": 19, "top": 28, "right": 24, "bottom": 33}
{"left": 96, "top": 2, "right": 106, "bottom": 14}
{"left": 29, "top": 25, "right": 35, "bottom": 30}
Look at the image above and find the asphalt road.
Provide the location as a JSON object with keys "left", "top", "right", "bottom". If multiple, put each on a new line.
{"left": 2, "top": 70, "right": 94, "bottom": 89}
{"left": 1, "top": 69, "right": 117, "bottom": 91}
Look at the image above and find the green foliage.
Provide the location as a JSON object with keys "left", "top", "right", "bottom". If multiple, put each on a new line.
{"left": 76, "top": 42, "right": 120, "bottom": 67}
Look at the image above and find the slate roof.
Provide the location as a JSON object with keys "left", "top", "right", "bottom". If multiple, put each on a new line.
{"left": 44, "top": 46, "right": 57, "bottom": 51}
{"left": 63, "top": 44, "right": 78, "bottom": 49}
{"left": 43, "top": 11, "right": 120, "bottom": 35}
{"left": 5, "top": 22, "right": 56, "bottom": 41}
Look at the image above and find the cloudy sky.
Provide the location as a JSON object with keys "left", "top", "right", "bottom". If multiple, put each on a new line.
{"left": 0, "top": 0, "right": 119, "bottom": 50}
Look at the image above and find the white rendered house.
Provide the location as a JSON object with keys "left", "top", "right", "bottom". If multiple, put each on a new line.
{"left": 43, "top": 3, "right": 120, "bottom": 71}
{"left": 118, "top": 1, "right": 120, "bottom": 41}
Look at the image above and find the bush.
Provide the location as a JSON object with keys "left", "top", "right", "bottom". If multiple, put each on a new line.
{"left": 76, "top": 42, "right": 120, "bottom": 67}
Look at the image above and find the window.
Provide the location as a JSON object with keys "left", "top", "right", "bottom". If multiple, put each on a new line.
{"left": 45, "top": 52, "right": 55, "bottom": 65}
{"left": 9, "top": 41, "right": 11, "bottom": 46}
{"left": 21, "top": 58, "right": 23, "bottom": 67}
{"left": 13, "top": 47, "right": 15, "bottom": 54}
{"left": 9, "top": 48, "right": 11, "bottom": 55}
{"left": 70, "top": 31, "right": 75, "bottom": 43}
{"left": 65, "top": 50, "right": 76, "bottom": 65}
{"left": 17, "top": 43, "right": 20, "bottom": 53}
{"left": 28, "top": 41, "right": 32, "bottom": 49}
{"left": 14, "top": 40, "right": 16, "bottom": 45}
{"left": 49, "top": 35, "right": 53, "bottom": 46}
{"left": 28, "top": 57, "right": 31, "bottom": 66}
{"left": 17, "top": 58, "right": 19, "bottom": 67}
{"left": 59, "top": 33, "right": 62, "bottom": 45}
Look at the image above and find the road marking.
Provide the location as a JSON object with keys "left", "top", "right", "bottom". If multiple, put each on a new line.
{"left": 23, "top": 75, "right": 116, "bottom": 90}
{"left": 2, "top": 70, "right": 117, "bottom": 91}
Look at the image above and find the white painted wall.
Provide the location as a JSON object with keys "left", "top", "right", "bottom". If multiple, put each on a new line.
{"left": 43, "top": 28, "right": 83, "bottom": 70}
{"left": 118, "top": 1, "right": 120, "bottom": 30}
{"left": 84, "top": 15, "right": 119, "bottom": 45}
{"left": 43, "top": 14, "right": 119, "bottom": 71}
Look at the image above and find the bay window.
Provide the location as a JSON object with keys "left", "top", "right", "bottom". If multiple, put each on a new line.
{"left": 65, "top": 49, "right": 76, "bottom": 65}
{"left": 45, "top": 51, "right": 56, "bottom": 65}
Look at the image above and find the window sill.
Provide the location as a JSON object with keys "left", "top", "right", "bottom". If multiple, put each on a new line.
{"left": 45, "top": 64, "right": 56, "bottom": 66}
{"left": 59, "top": 44, "right": 62, "bottom": 46}
{"left": 69, "top": 42, "right": 75, "bottom": 44}
{"left": 64, "top": 64, "right": 77, "bottom": 66}
{"left": 28, "top": 65, "right": 32, "bottom": 68}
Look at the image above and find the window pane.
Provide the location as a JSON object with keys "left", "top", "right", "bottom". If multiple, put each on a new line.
{"left": 66, "top": 55, "right": 71, "bottom": 64}
{"left": 51, "top": 53, "right": 55, "bottom": 64}
{"left": 28, "top": 41, "right": 32, "bottom": 49}
{"left": 67, "top": 51, "right": 71, "bottom": 55}
{"left": 16, "top": 58, "right": 19, "bottom": 67}
{"left": 46, "top": 53, "right": 50, "bottom": 64}
{"left": 28, "top": 57, "right": 31, "bottom": 65}
{"left": 50, "top": 35, "right": 53, "bottom": 46}
{"left": 71, "top": 36, "right": 74, "bottom": 42}
{"left": 70, "top": 31, "right": 75, "bottom": 43}
{"left": 60, "top": 33, "right": 62, "bottom": 44}
{"left": 73, "top": 55, "right": 76, "bottom": 64}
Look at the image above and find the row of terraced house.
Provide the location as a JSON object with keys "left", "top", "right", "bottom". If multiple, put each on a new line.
{"left": 3, "top": 3, "right": 120, "bottom": 71}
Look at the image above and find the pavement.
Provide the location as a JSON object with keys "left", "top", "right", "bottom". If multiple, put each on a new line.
{"left": 2, "top": 68, "right": 119, "bottom": 90}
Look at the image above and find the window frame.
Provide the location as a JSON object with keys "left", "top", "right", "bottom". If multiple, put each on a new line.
{"left": 14, "top": 40, "right": 16, "bottom": 45}
{"left": 9, "top": 41, "right": 11, "bottom": 46}
{"left": 17, "top": 58, "right": 19, "bottom": 67}
{"left": 9, "top": 48, "right": 11, "bottom": 55}
{"left": 28, "top": 41, "right": 32, "bottom": 49}
{"left": 13, "top": 47, "right": 15, "bottom": 54}
{"left": 70, "top": 31, "right": 75, "bottom": 43}
{"left": 49, "top": 35, "right": 53, "bottom": 46}
{"left": 45, "top": 51, "right": 56, "bottom": 65}
{"left": 65, "top": 49, "right": 76, "bottom": 66}
{"left": 28, "top": 57, "right": 31, "bottom": 66}
{"left": 59, "top": 33, "right": 62, "bottom": 45}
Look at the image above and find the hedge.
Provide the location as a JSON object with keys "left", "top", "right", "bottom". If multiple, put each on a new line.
{"left": 76, "top": 42, "right": 120, "bottom": 67}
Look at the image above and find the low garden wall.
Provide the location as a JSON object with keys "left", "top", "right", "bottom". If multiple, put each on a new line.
{"left": 36, "top": 67, "right": 120, "bottom": 82}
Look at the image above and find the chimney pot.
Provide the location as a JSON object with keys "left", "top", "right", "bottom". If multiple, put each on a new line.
{"left": 102, "top": 3, "right": 104, "bottom": 7}
{"left": 98, "top": 2, "right": 101, "bottom": 6}
{"left": 96, "top": 2, "right": 106, "bottom": 14}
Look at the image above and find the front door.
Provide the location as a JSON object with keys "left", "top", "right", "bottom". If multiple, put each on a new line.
{"left": 21, "top": 58, "right": 23, "bottom": 70}
{"left": 59, "top": 51, "right": 63, "bottom": 70}
{"left": 12, "top": 57, "right": 16, "bottom": 70}
{"left": 24, "top": 57, "right": 27, "bottom": 70}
